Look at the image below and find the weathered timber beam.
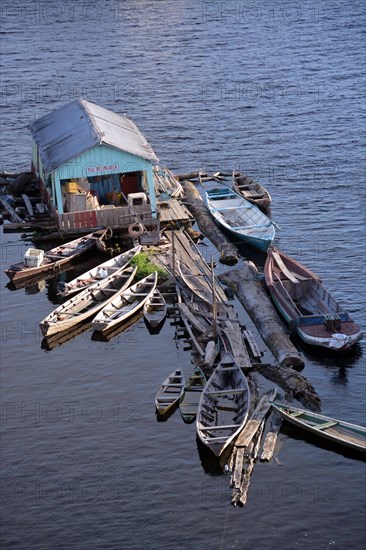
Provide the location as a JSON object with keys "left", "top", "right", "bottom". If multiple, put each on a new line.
{"left": 260, "top": 411, "right": 282, "bottom": 462}
{"left": 180, "top": 180, "right": 238, "bottom": 266}
{"left": 218, "top": 263, "right": 305, "bottom": 369}
{"left": 237, "top": 423, "right": 265, "bottom": 506}
{"left": 234, "top": 389, "right": 277, "bottom": 448}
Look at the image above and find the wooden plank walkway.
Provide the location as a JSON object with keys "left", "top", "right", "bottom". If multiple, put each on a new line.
{"left": 157, "top": 199, "right": 193, "bottom": 223}
{"left": 164, "top": 229, "right": 227, "bottom": 304}
{"left": 151, "top": 229, "right": 256, "bottom": 373}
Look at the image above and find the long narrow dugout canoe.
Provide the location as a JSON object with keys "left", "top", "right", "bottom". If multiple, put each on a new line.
{"left": 179, "top": 366, "right": 207, "bottom": 424}
{"left": 264, "top": 246, "right": 363, "bottom": 351}
{"left": 232, "top": 172, "right": 272, "bottom": 212}
{"left": 5, "top": 228, "right": 109, "bottom": 283}
{"left": 272, "top": 402, "right": 366, "bottom": 453}
{"left": 176, "top": 259, "right": 215, "bottom": 305}
{"left": 91, "top": 271, "right": 158, "bottom": 333}
{"left": 57, "top": 245, "right": 141, "bottom": 297}
{"left": 40, "top": 266, "right": 137, "bottom": 337}
{"left": 204, "top": 187, "right": 276, "bottom": 252}
{"left": 155, "top": 369, "right": 185, "bottom": 415}
{"left": 196, "top": 352, "right": 250, "bottom": 456}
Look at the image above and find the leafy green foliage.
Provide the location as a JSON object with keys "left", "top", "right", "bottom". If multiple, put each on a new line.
{"left": 130, "top": 252, "right": 168, "bottom": 281}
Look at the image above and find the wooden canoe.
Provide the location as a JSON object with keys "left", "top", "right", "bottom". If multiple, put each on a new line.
{"left": 205, "top": 187, "right": 275, "bottom": 252}
{"left": 196, "top": 352, "right": 250, "bottom": 456}
{"left": 232, "top": 172, "right": 272, "bottom": 212}
{"left": 272, "top": 402, "right": 366, "bottom": 453}
{"left": 57, "top": 245, "right": 141, "bottom": 297}
{"left": 5, "top": 228, "right": 109, "bottom": 283}
{"left": 179, "top": 366, "right": 207, "bottom": 423}
{"left": 39, "top": 265, "right": 137, "bottom": 337}
{"left": 143, "top": 289, "right": 167, "bottom": 328}
{"left": 155, "top": 369, "right": 185, "bottom": 415}
{"left": 176, "top": 259, "right": 214, "bottom": 305}
{"left": 264, "top": 246, "right": 363, "bottom": 350}
{"left": 91, "top": 271, "right": 158, "bottom": 332}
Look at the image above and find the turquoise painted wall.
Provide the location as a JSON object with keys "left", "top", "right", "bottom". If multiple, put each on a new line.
{"left": 33, "top": 141, "right": 157, "bottom": 216}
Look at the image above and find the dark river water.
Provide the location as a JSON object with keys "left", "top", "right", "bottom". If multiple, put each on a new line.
{"left": 1, "top": 1, "right": 365, "bottom": 549}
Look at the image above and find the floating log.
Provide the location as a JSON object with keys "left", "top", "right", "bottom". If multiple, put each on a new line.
{"left": 180, "top": 180, "right": 238, "bottom": 265}
{"left": 3, "top": 221, "right": 57, "bottom": 232}
{"left": 175, "top": 171, "right": 205, "bottom": 181}
{"left": 258, "top": 365, "right": 321, "bottom": 412}
{"left": 260, "top": 411, "right": 282, "bottom": 462}
{"left": 184, "top": 224, "right": 201, "bottom": 241}
{"left": 219, "top": 264, "right": 305, "bottom": 369}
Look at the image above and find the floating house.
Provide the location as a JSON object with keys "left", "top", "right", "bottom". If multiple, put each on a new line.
{"left": 30, "top": 99, "right": 189, "bottom": 236}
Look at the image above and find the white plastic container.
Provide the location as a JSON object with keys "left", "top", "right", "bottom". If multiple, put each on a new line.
{"left": 24, "top": 248, "right": 45, "bottom": 268}
{"left": 127, "top": 192, "right": 147, "bottom": 207}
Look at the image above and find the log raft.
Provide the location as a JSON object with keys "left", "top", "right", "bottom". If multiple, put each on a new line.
{"left": 219, "top": 263, "right": 305, "bottom": 369}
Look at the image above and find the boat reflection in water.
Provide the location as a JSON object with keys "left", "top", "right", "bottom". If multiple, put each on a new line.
{"left": 41, "top": 321, "right": 92, "bottom": 351}
{"left": 91, "top": 311, "right": 144, "bottom": 343}
{"left": 196, "top": 434, "right": 225, "bottom": 476}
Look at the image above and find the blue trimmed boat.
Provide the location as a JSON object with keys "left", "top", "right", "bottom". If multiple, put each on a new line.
{"left": 204, "top": 187, "right": 276, "bottom": 251}
{"left": 196, "top": 352, "right": 250, "bottom": 456}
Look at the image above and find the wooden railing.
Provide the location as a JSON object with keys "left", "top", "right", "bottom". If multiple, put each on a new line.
{"left": 56, "top": 204, "right": 158, "bottom": 232}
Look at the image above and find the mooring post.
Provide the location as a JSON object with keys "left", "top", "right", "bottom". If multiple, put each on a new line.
{"left": 211, "top": 255, "right": 218, "bottom": 338}
{"left": 172, "top": 228, "right": 176, "bottom": 280}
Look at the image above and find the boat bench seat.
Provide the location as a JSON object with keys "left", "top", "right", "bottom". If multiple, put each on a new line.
{"left": 211, "top": 206, "right": 244, "bottom": 211}
{"left": 290, "top": 411, "right": 304, "bottom": 417}
{"left": 201, "top": 411, "right": 215, "bottom": 422}
{"left": 316, "top": 421, "right": 338, "bottom": 430}
{"left": 100, "top": 288, "right": 118, "bottom": 292}
{"left": 202, "top": 403, "right": 217, "bottom": 413}
{"left": 200, "top": 424, "right": 239, "bottom": 431}
{"left": 240, "top": 188, "right": 265, "bottom": 199}
{"left": 206, "top": 389, "right": 247, "bottom": 396}
{"left": 235, "top": 223, "right": 271, "bottom": 230}
{"left": 248, "top": 193, "right": 265, "bottom": 199}
{"left": 157, "top": 397, "right": 177, "bottom": 402}
{"left": 211, "top": 382, "right": 223, "bottom": 390}
{"left": 216, "top": 404, "right": 238, "bottom": 412}
{"left": 219, "top": 367, "right": 239, "bottom": 371}
{"left": 205, "top": 436, "right": 232, "bottom": 442}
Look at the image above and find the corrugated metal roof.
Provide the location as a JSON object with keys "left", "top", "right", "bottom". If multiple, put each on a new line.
{"left": 30, "top": 99, "right": 159, "bottom": 172}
